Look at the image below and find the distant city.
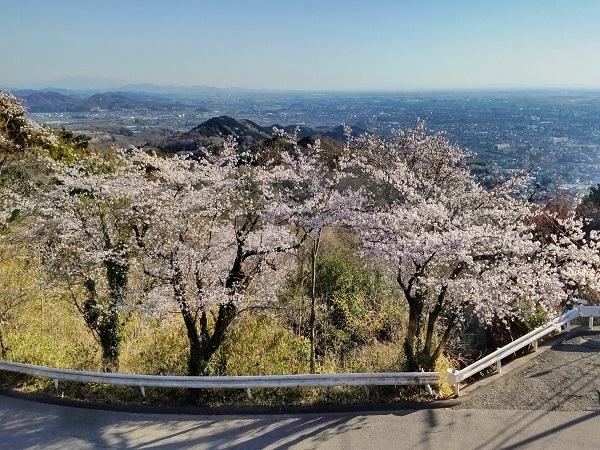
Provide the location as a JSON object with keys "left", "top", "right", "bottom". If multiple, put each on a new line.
{"left": 10, "top": 87, "right": 600, "bottom": 196}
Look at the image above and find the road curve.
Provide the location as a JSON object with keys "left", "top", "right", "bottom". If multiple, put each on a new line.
{"left": 1, "top": 393, "right": 599, "bottom": 449}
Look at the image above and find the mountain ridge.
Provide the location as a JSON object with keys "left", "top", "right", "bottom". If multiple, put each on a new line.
{"left": 14, "top": 90, "right": 184, "bottom": 113}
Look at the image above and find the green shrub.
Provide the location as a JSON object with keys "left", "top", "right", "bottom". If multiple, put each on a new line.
{"left": 279, "top": 232, "right": 406, "bottom": 367}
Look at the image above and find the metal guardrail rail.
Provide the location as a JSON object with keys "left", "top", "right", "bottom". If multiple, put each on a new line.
{"left": 0, "top": 360, "right": 439, "bottom": 397}
{"left": 446, "top": 307, "right": 586, "bottom": 396}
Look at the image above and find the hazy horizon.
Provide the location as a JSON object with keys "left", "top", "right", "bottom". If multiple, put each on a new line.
{"left": 6, "top": 76, "right": 600, "bottom": 95}
{"left": 2, "top": 1, "right": 600, "bottom": 91}
{"left": 6, "top": 75, "right": 600, "bottom": 96}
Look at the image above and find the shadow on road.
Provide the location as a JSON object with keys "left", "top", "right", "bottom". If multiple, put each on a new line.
{"left": 500, "top": 410, "right": 600, "bottom": 449}
{"left": 0, "top": 394, "right": 372, "bottom": 450}
{"left": 453, "top": 331, "right": 600, "bottom": 448}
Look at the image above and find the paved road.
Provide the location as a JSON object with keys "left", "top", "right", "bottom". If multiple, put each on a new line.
{"left": 457, "top": 331, "right": 600, "bottom": 411}
{"left": 1, "top": 394, "right": 599, "bottom": 449}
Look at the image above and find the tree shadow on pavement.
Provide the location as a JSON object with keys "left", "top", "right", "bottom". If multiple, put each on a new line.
{"left": 103, "top": 414, "right": 369, "bottom": 450}
{"left": 0, "top": 394, "right": 371, "bottom": 450}
{"left": 500, "top": 410, "right": 600, "bottom": 449}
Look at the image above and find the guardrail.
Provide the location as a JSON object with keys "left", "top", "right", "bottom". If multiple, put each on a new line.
{"left": 578, "top": 304, "right": 600, "bottom": 330}
{"left": 0, "top": 360, "right": 439, "bottom": 398}
{"left": 2, "top": 305, "right": 596, "bottom": 401}
{"left": 446, "top": 307, "right": 583, "bottom": 396}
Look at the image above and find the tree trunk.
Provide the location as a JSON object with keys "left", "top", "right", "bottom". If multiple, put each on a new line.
{"left": 179, "top": 301, "right": 238, "bottom": 377}
{"left": 403, "top": 300, "right": 424, "bottom": 371}
{"left": 411, "top": 266, "right": 462, "bottom": 370}
{"left": 98, "top": 313, "right": 121, "bottom": 371}
{"left": 427, "top": 318, "right": 456, "bottom": 370}
{"left": 82, "top": 265, "right": 125, "bottom": 372}
{"left": 182, "top": 307, "right": 202, "bottom": 377}
{"left": 199, "top": 303, "right": 237, "bottom": 373}
{"left": 172, "top": 262, "right": 206, "bottom": 377}
{"left": 423, "top": 285, "right": 448, "bottom": 360}
{"left": 177, "top": 222, "right": 245, "bottom": 376}
{"left": 102, "top": 256, "right": 128, "bottom": 370}
{"left": 309, "top": 236, "right": 320, "bottom": 373}
{"left": 397, "top": 265, "right": 427, "bottom": 371}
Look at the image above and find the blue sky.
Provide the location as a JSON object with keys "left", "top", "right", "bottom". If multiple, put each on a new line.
{"left": 2, "top": 0, "right": 600, "bottom": 90}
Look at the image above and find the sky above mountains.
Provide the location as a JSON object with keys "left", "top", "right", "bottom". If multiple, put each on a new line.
{"left": 2, "top": 0, "right": 600, "bottom": 91}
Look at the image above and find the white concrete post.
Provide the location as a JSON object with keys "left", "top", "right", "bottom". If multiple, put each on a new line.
{"left": 496, "top": 348, "right": 502, "bottom": 374}
{"left": 533, "top": 340, "right": 538, "bottom": 352}
{"left": 589, "top": 317, "right": 594, "bottom": 330}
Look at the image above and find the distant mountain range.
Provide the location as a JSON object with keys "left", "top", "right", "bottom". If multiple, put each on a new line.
{"left": 3, "top": 78, "right": 279, "bottom": 96}
{"left": 117, "top": 83, "right": 259, "bottom": 95}
{"left": 13, "top": 91, "right": 185, "bottom": 113}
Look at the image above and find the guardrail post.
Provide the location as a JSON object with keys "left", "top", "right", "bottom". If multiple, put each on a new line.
{"left": 446, "top": 368, "right": 460, "bottom": 397}
{"left": 567, "top": 321, "right": 571, "bottom": 333}
{"left": 246, "top": 388, "right": 252, "bottom": 399}
{"left": 533, "top": 340, "right": 538, "bottom": 352}
{"left": 53, "top": 379, "right": 59, "bottom": 391}
{"left": 590, "top": 317, "right": 594, "bottom": 330}
{"left": 140, "top": 386, "right": 146, "bottom": 397}
{"left": 421, "top": 369, "right": 434, "bottom": 397}
{"left": 425, "top": 384, "right": 433, "bottom": 396}
{"left": 496, "top": 349, "right": 502, "bottom": 374}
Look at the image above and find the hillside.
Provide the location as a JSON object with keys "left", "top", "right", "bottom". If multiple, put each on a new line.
{"left": 157, "top": 116, "right": 368, "bottom": 156}
{"left": 19, "top": 91, "right": 85, "bottom": 112}
{"left": 17, "top": 90, "right": 183, "bottom": 113}
{"left": 189, "top": 116, "right": 271, "bottom": 140}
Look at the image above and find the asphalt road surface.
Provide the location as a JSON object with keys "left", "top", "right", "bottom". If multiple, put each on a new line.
{"left": 1, "top": 393, "right": 599, "bottom": 450}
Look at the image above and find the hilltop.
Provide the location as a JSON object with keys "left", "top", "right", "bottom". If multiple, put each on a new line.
{"left": 156, "top": 115, "right": 367, "bottom": 156}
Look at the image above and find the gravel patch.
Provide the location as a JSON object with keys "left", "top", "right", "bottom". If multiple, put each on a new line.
{"left": 455, "top": 331, "right": 600, "bottom": 411}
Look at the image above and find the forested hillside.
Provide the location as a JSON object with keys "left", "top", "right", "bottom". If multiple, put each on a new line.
{"left": 0, "top": 91, "right": 598, "bottom": 406}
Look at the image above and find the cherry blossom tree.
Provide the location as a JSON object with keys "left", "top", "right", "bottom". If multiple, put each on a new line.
{"left": 34, "top": 131, "right": 314, "bottom": 375}
{"left": 346, "top": 122, "right": 593, "bottom": 370}
{"left": 95, "top": 142, "right": 306, "bottom": 376}
{"left": 35, "top": 153, "right": 138, "bottom": 369}
{"left": 115, "top": 132, "right": 365, "bottom": 376}
{"left": 532, "top": 210, "right": 600, "bottom": 304}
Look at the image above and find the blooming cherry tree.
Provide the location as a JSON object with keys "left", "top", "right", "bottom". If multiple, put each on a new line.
{"left": 347, "top": 122, "right": 589, "bottom": 370}
{"left": 35, "top": 153, "right": 139, "bottom": 369}
{"left": 99, "top": 141, "right": 305, "bottom": 376}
